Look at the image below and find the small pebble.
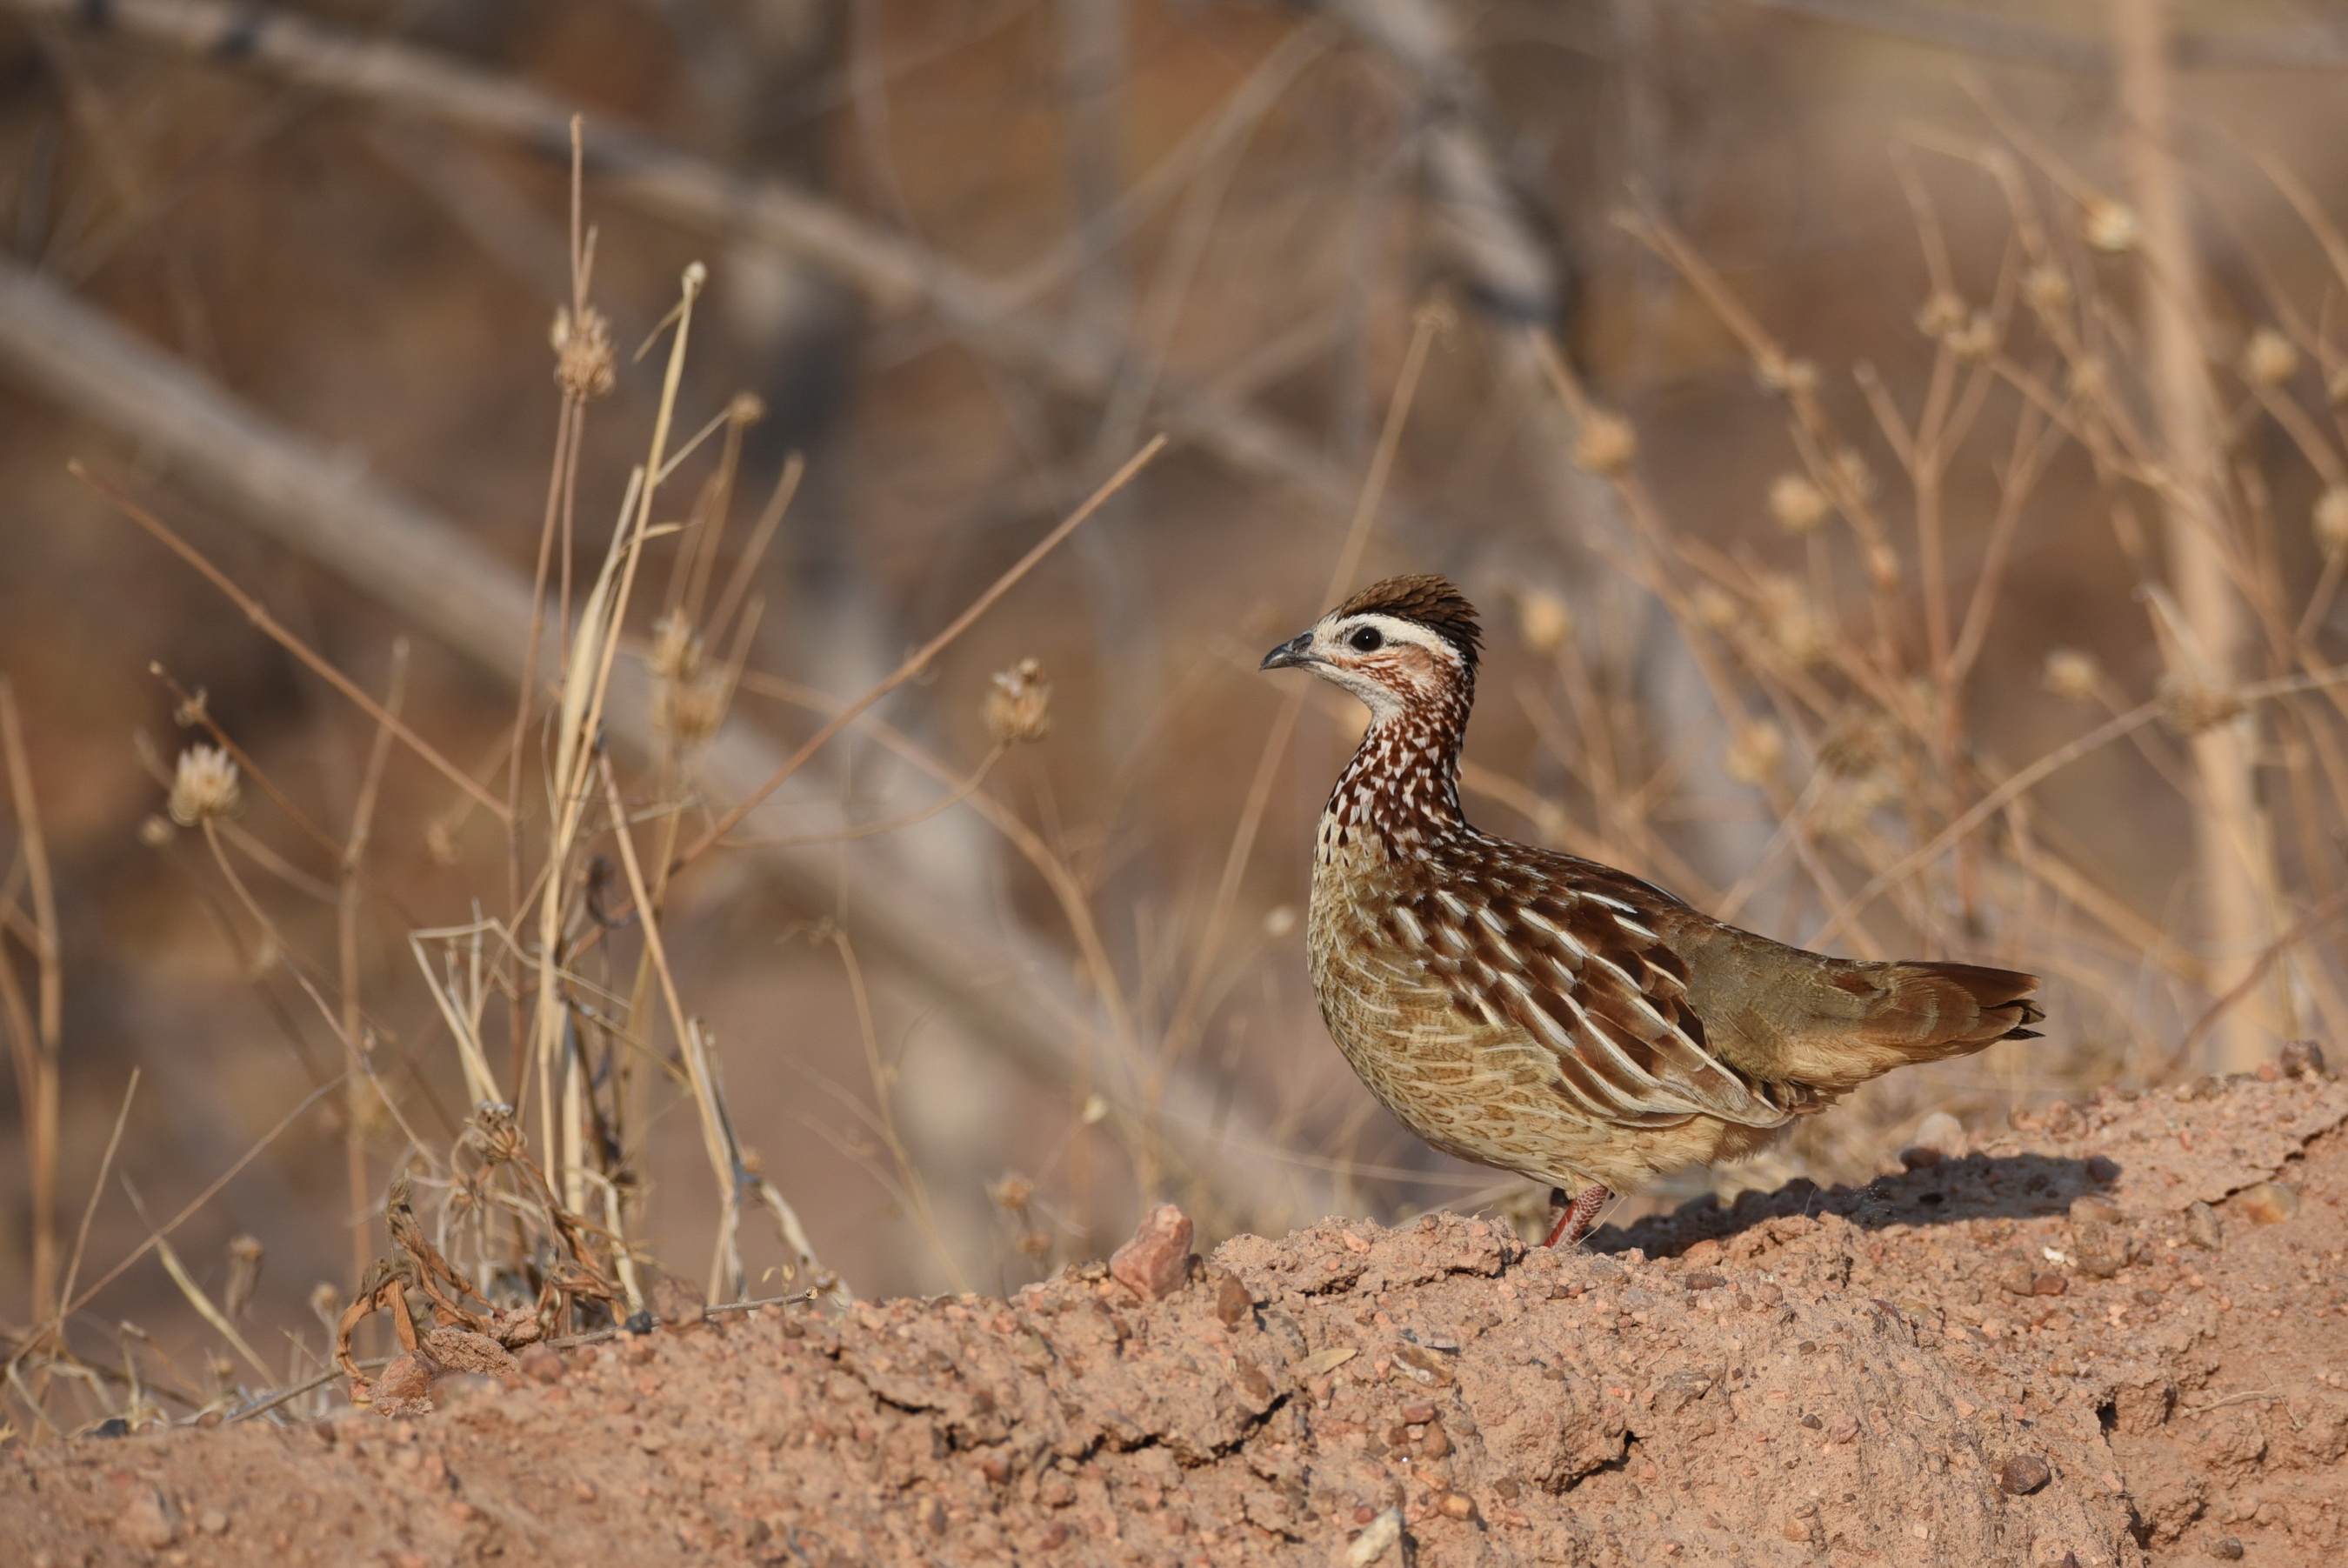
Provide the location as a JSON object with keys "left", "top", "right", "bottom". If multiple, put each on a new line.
{"left": 368, "top": 1351, "right": 439, "bottom": 1418}
{"left": 2185, "top": 1203, "right": 2225, "bottom": 1251}
{"left": 1213, "top": 1270, "right": 1253, "bottom": 1326}
{"left": 1998, "top": 1455, "right": 2051, "bottom": 1496}
{"left": 2206, "top": 1535, "right": 2245, "bottom": 1560}
{"left": 1437, "top": 1491, "right": 1475, "bottom": 1521}
{"left": 1109, "top": 1204, "right": 1194, "bottom": 1300}
{"left": 2233, "top": 1182, "right": 2299, "bottom": 1226}
{"left": 197, "top": 1510, "right": 228, "bottom": 1537}
{"left": 2071, "top": 1223, "right": 2130, "bottom": 1279}
{"left": 2071, "top": 1195, "right": 2124, "bottom": 1226}
{"left": 2280, "top": 1039, "right": 2329, "bottom": 1079}
{"left": 1994, "top": 1251, "right": 2039, "bottom": 1296}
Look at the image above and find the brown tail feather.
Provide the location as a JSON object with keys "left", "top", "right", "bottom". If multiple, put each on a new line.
{"left": 1757, "top": 959, "right": 2045, "bottom": 1094}
{"left": 1895, "top": 962, "right": 2045, "bottom": 1044}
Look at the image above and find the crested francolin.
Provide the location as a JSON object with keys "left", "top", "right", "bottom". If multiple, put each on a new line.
{"left": 1263, "top": 573, "right": 2043, "bottom": 1245}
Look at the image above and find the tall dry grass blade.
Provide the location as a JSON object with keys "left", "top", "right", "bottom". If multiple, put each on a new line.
{"left": 339, "top": 640, "right": 407, "bottom": 1291}
{"left": 29, "top": 1067, "right": 139, "bottom": 1371}
{"left": 409, "top": 926, "right": 504, "bottom": 1111}
{"left": 0, "top": 674, "right": 60, "bottom": 1325}
{"left": 831, "top": 927, "right": 964, "bottom": 1292}
{"left": 594, "top": 752, "right": 831, "bottom": 1299}
{"left": 121, "top": 1180, "right": 274, "bottom": 1385}
{"left": 14, "top": 1075, "right": 341, "bottom": 1368}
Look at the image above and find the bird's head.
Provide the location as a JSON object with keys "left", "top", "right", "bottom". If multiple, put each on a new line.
{"left": 1259, "top": 572, "right": 1482, "bottom": 724}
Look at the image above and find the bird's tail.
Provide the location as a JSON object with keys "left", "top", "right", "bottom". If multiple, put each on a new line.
{"left": 1777, "top": 961, "right": 2043, "bottom": 1095}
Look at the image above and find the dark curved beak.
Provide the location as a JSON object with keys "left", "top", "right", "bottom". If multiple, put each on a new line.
{"left": 1259, "top": 631, "right": 1317, "bottom": 671}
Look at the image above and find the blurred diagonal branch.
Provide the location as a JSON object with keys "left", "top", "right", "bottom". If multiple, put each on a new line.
{"left": 0, "top": 253, "right": 1335, "bottom": 1231}
{"left": 1734, "top": 0, "right": 2348, "bottom": 71}
{"left": 4, "top": 0, "right": 1383, "bottom": 526}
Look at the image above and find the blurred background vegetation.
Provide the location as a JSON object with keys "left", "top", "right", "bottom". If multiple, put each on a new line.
{"left": 3, "top": 0, "right": 2346, "bottom": 1432}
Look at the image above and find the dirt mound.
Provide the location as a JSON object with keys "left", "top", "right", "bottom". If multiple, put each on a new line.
{"left": 7, "top": 1072, "right": 2345, "bottom": 1567}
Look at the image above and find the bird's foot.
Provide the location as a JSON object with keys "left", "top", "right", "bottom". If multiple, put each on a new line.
{"left": 1542, "top": 1184, "right": 1611, "bottom": 1249}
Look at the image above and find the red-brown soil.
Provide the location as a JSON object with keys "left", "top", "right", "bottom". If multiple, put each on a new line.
{"left": 7, "top": 1071, "right": 2345, "bottom": 1567}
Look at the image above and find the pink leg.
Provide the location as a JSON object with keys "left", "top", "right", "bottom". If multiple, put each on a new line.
{"left": 1542, "top": 1184, "right": 1611, "bottom": 1249}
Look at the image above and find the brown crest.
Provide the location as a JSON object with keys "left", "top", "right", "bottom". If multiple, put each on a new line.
{"left": 1332, "top": 573, "right": 1483, "bottom": 674}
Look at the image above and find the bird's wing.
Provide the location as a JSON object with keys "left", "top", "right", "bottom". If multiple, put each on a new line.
{"left": 1395, "top": 852, "right": 1794, "bottom": 1131}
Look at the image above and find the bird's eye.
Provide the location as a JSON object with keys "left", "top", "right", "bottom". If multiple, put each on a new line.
{"left": 1348, "top": 626, "right": 1384, "bottom": 653}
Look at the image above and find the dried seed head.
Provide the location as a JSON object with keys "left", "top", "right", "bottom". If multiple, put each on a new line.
{"left": 1573, "top": 412, "right": 1638, "bottom": 476}
{"left": 2082, "top": 197, "right": 2139, "bottom": 254}
{"left": 653, "top": 674, "right": 728, "bottom": 752}
{"left": 2317, "top": 485, "right": 2348, "bottom": 554}
{"left": 1915, "top": 292, "right": 1966, "bottom": 340}
{"left": 1819, "top": 707, "right": 1901, "bottom": 777}
{"left": 1724, "top": 722, "right": 1784, "bottom": 787}
{"left": 224, "top": 1235, "right": 264, "bottom": 1320}
{"left": 2067, "top": 357, "right": 2108, "bottom": 402}
{"left": 167, "top": 744, "right": 241, "bottom": 826}
{"left": 992, "top": 1174, "right": 1034, "bottom": 1213}
{"left": 2242, "top": 328, "right": 2298, "bottom": 389}
{"left": 2022, "top": 264, "right": 2072, "bottom": 316}
{"left": 1756, "top": 573, "right": 1830, "bottom": 665}
{"left": 649, "top": 611, "right": 704, "bottom": 685}
{"left": 1016, "top": 1229, "right": 1052, "bottom": 1259}
{"left": 1263, "top": 904, "right": 1298, "bottom": 938}
{"left": 2042, "top": 647, "right": 2102, "bottom": 703}
{"left": 550, "top": 305, "right": 616, "bottom": 399}
{"left": 1515, "top": 589, "right": 1574, "bottom": 653}
{"left": 424, "top": 817, "right": 462, "bottom": 865}
{"left": 1946, "top": 310, "right": 1998, "bottom": 362}
{"left": 309, "top": 1281, "right": 344, "bottom": 1333}
{"left": 2159, "top": 672, "right": 2245, "bottom": 737}
{"left": 137, "top": 814, "right": 176, "bottom": 849}
{"left": 727, "top": 390, "right": 768, "bottom": 426}
{"left": 1691, "top": 584, "right": 1740, "bottom": 631}
{"left": 1767, "top": 473, "right": 1830, "bottom": 535}
{"left": 984, "top": 657, "right": 1051, "bottom": 744}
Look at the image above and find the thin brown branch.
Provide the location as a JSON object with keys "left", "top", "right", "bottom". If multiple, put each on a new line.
{"left": 675, "top": 433, "right": 1168, "bottom": 870}
{"left": 74, "top": 466, "right": 511, "bottom": 821}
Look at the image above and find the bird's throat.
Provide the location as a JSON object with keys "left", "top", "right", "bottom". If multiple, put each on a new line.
{"left": 1317, "top": 692, "right": 1471, "bottom": 864}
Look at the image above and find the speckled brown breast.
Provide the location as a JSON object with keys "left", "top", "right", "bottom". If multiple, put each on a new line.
{"left": 1308, "top": 837, "right": 1788, "bottom": 1195}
